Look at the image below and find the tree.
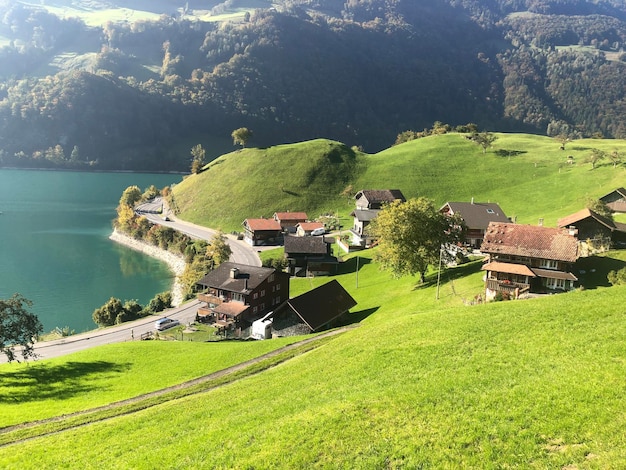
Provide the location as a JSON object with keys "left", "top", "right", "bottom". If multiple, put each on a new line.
{"left": 608, "top": 149, "right": 623, "bottom": 169}
{"left": 470, "top": 132, "right": 498, "bottom": 154}
{"left": 231, "top": 127, "right": 252, "bottom": 148}
{"left": 119, "top": 185, "right": 142, "bottom": 207}
{"left": 206, "top": 230, "right": 232, "bottom": 267}
{"left": 370, "top": 198, "right": 461, "bottom": 283}
{"left": 585, "top": 148, "right": 605, "bottom": 169}
{"left": 554, "top": 134, "right": 570, "bottom": 150}
{"left": 587, "top": 198, "right": 613, "bottom": 220}
{"left": 92, "top": 297, "right": 124, "bottom": 327}
{"left": 0, "top": 294, "right": 43, "bottom": 362}
{"left": 190, "top": 144, "right": 206, "bottom": 174}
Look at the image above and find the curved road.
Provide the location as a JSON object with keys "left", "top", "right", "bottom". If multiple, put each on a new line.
{"left": 1, "top": 200, "right": 263, "bottom": 363}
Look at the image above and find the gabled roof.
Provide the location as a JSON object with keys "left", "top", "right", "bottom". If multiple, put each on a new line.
{"left": 273, "top": 212, "right": 308, "bottom": 222}
{"left": 285, "top": 280, "right": 357, "bottom": 331}
{"left": 350, "top": 208, "right": 379, "bottom": 221}
{"left": 296, "top": 222, "right": 324, "bottom": 231}
{"left": 600, "top": 187, "right": 626, "bottom": 201}
{"left": 481, "top": 222, "right": 578, "bottom": 262}
{"left": 441, "top": 202, "right": 510, "bottom": 230}
{"left": 196, "top": 262, "right": 277, "bottom": 293}
{"left": 243, "top": 218, "right": 282, "bottom": 231}
{"left": 355, "top": 189, "right": 406, "bottom": 204}
{"left": 481, "top": 261, "right": 536, "bottom": 277}
{"left": 284, "top": 235, "right": 330, "bottom": 255}
{"left": 557, "top": 208, "right": 619, "bottom": 231}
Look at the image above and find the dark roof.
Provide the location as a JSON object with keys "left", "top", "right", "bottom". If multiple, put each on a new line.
{"left": 441, "top": 202, "right": 509, "bottom": 230}
{"left": 600, "top": 187, "right": 626, "bottom": 201}
{"left": 196, "top": 262, "right": 276, "bottom": 293}
{"left": 350, "top": 208, "right": 379, "bottom": 221}
{"left": 557, "top": 208, "right": 619, "bottom": 232}
{"left": 284, "top": 235, "right": 330, "bottom": 255}
{"left": 355, "top": 189, "right": 406, "bottom": 204}
{"left": 243, "top": 218, "right": 282, "bottom": 231}
{"left": 285, "top": 280, "right": 357, "bottom": 331}
{"left": 481, "top": 222, "right": 579, "bottom": 262}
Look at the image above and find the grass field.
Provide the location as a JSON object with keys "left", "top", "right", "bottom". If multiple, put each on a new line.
{"left": 2, "top": 133, "right": 626, "bottom": 466}
{"left": 172, "top": 133, "right": 626, "bottom": 232}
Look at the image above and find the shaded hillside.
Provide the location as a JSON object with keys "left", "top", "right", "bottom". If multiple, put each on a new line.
{"left": 0, "top": 0, "right": 625, "bottom": 169}
{"left": 172, "top": 134, "right": 626, "bottom": 231}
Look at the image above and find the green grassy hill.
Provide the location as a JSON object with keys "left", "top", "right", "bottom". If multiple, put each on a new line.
{"left": 3, "top": 133, "right": 626, "bottom": 467}
{"left": 173, "top": 133, "right": 626, "bottom": 231}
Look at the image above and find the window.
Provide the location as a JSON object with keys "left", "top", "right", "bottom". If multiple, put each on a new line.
{"left": 547, "top": 278, "right": 565, "bottom": 289}
{"left": 539, "top": 259, "right": 558, "bottom": 269}
{"left": 253, "top": 306, "right": 258, "bottom": 314}
{"left": 260, "top": 289, "right": 266, "bottom": 297}
{"left": 276, "top": 284, "right": 280, "bottom": 291}
{"left": 232, "top": 293, "right": 244, "bottom": 302}
{"left": 268, "top": 274, "right": 275, "bottom": 283}
{"left": 253, "top": 292, "right": 258, "bottom": 300}
{"left": 486, "top": 209, "right": 495, "bottom": 214}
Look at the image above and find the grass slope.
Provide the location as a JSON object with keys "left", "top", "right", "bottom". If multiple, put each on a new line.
{"left": 173, "top": 134, "right": 626, "bottom": 231}
{"left": 1, "top": 253, "right": 626, "bottom": 467}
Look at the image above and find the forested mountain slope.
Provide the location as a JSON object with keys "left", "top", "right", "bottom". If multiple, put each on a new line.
{"left": 0, "top": 0, "right": 625, "bottom": 170}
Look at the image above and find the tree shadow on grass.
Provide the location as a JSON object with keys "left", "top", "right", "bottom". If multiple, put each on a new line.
{"left": 412, "top": 260, "right": 483, "bottom": 291}
{"left": 337, "top": 256, "right": 371, "bottom": 275}
{"left": 0, "top": 361, "right": 131, "bottom": 403}
{"left": 495, "top": 149, "right": 527, "bottom": 158}
{"left": 575, "top": 255, "right": 626, "bottom": 289}
{"left": 338, "top": 307, "right": 379, "bottom": 327}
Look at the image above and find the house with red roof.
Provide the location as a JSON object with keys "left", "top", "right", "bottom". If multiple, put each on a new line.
{"left": 295, "top": 222, "right": 325, "bottom": 237}
{"left": 242, "top": 218, "right": 282, "bottom": 246}
{"left": 480, "top": 222, "right": 579, "bottom": 300}
{"left": 558, "top": 208, "right": 626, "bottom": 252}
{"left": 273, "top": 211, "right": 308, "bottom": 232}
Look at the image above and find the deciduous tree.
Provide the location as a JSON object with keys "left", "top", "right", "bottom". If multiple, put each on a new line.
{"left": 471, "top": 131, "right": 498, "bottom": 154}
{"left": 370, "top": 198, "right": 463, "bottom": 283}
{"left": 0, "top": 294, "right": 43, "bottom": 362}
{"left": 231, "top": 127, "right": 252, "bottom": 148}
{"left": 190, "top": 144, "right": 206, "bottom": 174}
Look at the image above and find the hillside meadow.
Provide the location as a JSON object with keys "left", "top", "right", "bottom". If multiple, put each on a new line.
{"left": 2, "top": 134, "right": 626, "bottom": 466}
{"left": 172, "top": 133, "right": 626, "bottom": 232}
{"left": 1, "top": 248, "right": 626, "bottom": 467}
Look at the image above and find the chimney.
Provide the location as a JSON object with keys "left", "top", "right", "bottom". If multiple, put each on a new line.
{"left": 230, "top": 268, "right": 239, "bottom": 279}
{"left": 538, "top": 218, "right": 544, "bottom": 226}
{"left": 471, "top": 197, "right": 474, "bottom": 204}
{"left": 568, "top": 226, "right": 578, "bottom": 237}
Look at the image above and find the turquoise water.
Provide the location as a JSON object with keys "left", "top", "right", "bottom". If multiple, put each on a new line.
{"left": 0, "top": 169, "right": 181, "bottom": 333}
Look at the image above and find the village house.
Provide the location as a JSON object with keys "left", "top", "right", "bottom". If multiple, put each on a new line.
{"left": 195, "top": 262, "right": 290, "bottom": 337}
{"left": 557, "top": 208, "right": 626, "bottom": 252}
{"left": 242, "top": 218, "right": 282, "bottom": 246}
{"left": 295, "top": 221, "right": 325, "bottom": 237}
{"left": 251, "top": 280, "right": 357, "bottom": 338}
{"left": 480, "top": 222, "right": 579, "bottom": 300}
{"left": 283, "top": 234, "right": 338, "bottom": 276}
{"left": 600, "top": 187, "right": 626, "bottom": 213}
{"left": 350, "top": 189, "right": 406, "bottom": 247}
{"left": 273, "top": 211, "right": 308, "bottom": 233}
{"left": 439, "top": 200, "right": 510, "bottom": 249}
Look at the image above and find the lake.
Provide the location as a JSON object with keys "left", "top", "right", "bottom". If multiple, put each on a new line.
{"left": 0, "top": 169, "right": 182, "bottom": 333}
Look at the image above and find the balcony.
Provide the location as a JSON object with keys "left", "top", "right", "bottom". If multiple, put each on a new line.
{"left": 197, "top": 293, "right": 223, "bottom": 305}
{"left": 486, "top": 278, "right": 530, "bottom": 294}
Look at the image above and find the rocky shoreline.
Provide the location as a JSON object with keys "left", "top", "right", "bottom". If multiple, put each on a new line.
{"left": 109, "top": 229, "right": 186, "bottom": 307}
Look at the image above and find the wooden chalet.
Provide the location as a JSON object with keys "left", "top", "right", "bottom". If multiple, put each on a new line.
{"left": 350, "top": 189, "right": 406, "bottom": 247}
{"left": 600, "top": 187, "right": 626, "bottom": 213}
{"left": 283, "top": 235, "right": 338, "bottom": 276}
{"left": 440, "top": 200, "right": 510, "bottom": 248}
{"left": 242, "top": 218, "right": 282, "bottom": 246}
{"left": 196, "top": 262, "right": 289, "bottom": 337}
{"left": 295, "top": 222, "right": 324, "bottom": 237}
{"left": 558, "top": 208, "right": 626, "bottom": 252}
{"left": 480, "top": 222, "right": 579, "bottom": 300}
{"left": 273, "top": 211, "right": 308, "bottom": 232}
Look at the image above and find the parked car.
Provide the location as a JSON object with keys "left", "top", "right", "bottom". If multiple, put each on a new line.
{"left": 311, "top": 227, "right": 326, "bottom": 236}
{"left": 155, "top": 317, "right": 180, "bottom": 331}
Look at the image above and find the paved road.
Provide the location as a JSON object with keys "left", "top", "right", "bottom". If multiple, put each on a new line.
{"left": 136, "top": 198, "right": 261, "bottom": 266}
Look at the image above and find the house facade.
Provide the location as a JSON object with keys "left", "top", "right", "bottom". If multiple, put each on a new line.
{"left": 196, "top": 262, "right": 289, "bottom": 336}
{"left": 480, "top": 222, "right": 579, "bottom": 300}
{"left": 440, "top": 201, "right": 510, "bottom": 248}
{"left": 242, "top": 218, "right": 282, "bottom": 246}
{"left": 295, "top": 222, "right": 324, "bottom": 237}
{"left": 350, "top": 189, "right": 406, "bottom": 247}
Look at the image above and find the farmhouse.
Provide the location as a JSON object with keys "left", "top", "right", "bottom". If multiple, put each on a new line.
{"left": 350, "top": 189, "right": 406, "bottom": 247}
{"left": 252, "top": 280, "right": 357, "bottom": 338}
{"left": 600, "top": 187, "right": 626, "bottom": 213}
{"left": 295, "top": 221, "right": 325, "bottom": 237}
{"left": 558, "top": 208, "right": 626, "bottom": 252}
{"left": 242, "top": 218, "right": 282, "bottom": 246}
{"left": 480, "top": 222, "right": 579, "bottom": 300}
{"left": 283, "top": 234, "right": 338, "bottom": 276}
{"left": 196, "top": 262, "right": 289, "bottom": 337}
{"left": 273, "top": 211, "right": 308, "bottom": 232}
{"left": 440, "top": 200, "right": 510, "bottom": 248}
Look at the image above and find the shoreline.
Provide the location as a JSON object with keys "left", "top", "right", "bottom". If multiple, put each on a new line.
{"left": 109, "top": 229, "right": 186, "bottom": 307}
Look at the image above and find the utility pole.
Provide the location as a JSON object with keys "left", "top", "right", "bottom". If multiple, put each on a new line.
{"left": 436, "top": 246, "right": 443, "bottom": 300}
{"left": 356, "top": 256, "right": 359, "bottom": 288}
